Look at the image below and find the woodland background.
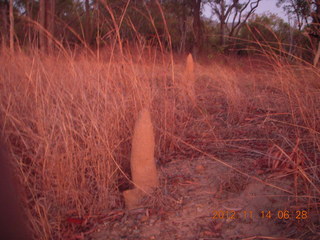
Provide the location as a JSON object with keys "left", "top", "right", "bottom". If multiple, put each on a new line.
{"left": 1, "top": 0, "right": 320, "bottom": 63}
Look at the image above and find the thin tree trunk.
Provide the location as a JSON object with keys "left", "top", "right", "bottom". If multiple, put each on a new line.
{"left": 95, "top": 0, "right": 100, "bottom": 59}
{"left": 26, "top": 0, "right": 32, "bottom": 46}
{"left": 220, "top": 19, "right": 225, "bottom": 47}
{"left": 85, "top": 0, "right": 91, "bottom": 45}
{"left": 313, "top": 41, "right": 320, "bottom": 67}
{"left": 193, "top": 0, "right": 202, "bottom": 58}
{"left": 46, "top": 0, "right": 55, "bottom": 54}
{"left": 311, "top": 0, "right": 320, "bottom": 66}
{"left": 179, "top": 7, "right": 187, "bottom": 54}
{"left": 1, "top": 2, "right": 9, "bottom": 50}
{"left": 288, "top": 16, "right": 294, "bottom": 57}
{"left": 39, "top": 0, "right": 46, "bottom": 51}
{"left": 220, "top": 0, "right": 226, "bottom": 47}
{"left": 9, "top": 0, "right": 14, "bottom": 53}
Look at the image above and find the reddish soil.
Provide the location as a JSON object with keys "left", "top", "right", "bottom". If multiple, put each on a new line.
{"left": 87, "top": 154, "right": 317, "bottom": 240}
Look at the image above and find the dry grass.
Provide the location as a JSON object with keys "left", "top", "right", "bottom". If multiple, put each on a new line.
{"left": 0, "top": 46, "right": 320, "bottom": 239}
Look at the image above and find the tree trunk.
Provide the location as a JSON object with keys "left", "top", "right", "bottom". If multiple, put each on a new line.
{"left": 311, "top": 0, "right": 320, "bottom": 66}
{"left": 26, "top": 0, "right": 32, "bottom": 46}
{"left": 0, "top": 1, "right": 9, "bottom": 50}
{"left": 39, "top": 0, "right": 46, "bottom": 51}
{"left": 46, "top": 0, "right": 55, "bottom": 53}
{"left": 192, "top": 0, "right": 202, "bottom": 58}
{"left": 313, "top": 41, "right": 320, "bottom": 67}
{"left": 220, "top": 0, "right": 226, "bottom": 47}
{"left": 9, "top": 0, "right": 13, "bottom": 53}
{"left": 95, "top": 0, "right": 101, "bottom": 59}
{"left": 179, "top": 5, "right": 187, "bottom": 54}
{"left": 85, "top": 0, "right": 91, "bottom": 45}
{"left": 220, "top": 18, "right": 226, "bottom": 47}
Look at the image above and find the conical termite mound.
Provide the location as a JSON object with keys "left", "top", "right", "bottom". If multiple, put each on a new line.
{"left": 123, "top": 108, "right": 159, "bottom": 210}
{"left": 184, "top": 53, "right": 196, "bottom": 103}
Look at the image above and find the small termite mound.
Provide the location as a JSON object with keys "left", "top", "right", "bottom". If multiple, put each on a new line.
{"left": 123, "top": 108, "right": 159, "bottom": 210}
{"left": 184, "top": 53, "right": 196, "bottom": 103}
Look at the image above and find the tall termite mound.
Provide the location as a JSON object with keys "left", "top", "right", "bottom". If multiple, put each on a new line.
{"left": 123, "top": 108, "right": 159, "bottom": 210}
{"left": 131, "top": 108, "right": 158, "bottom": 190}
{"left": 184, "top": 53, "right": 196, "bottom": 102}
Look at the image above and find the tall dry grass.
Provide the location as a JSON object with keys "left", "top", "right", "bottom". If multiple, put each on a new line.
{"left": 0, "top": 43, "right": 320, "bottom": 239}
{"left": 0, "top": 45, "right": 179, "bottom": 239}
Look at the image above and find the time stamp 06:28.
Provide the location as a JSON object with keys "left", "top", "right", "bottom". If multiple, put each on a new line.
{"left": 212, "top": 210, "right": 309, "bottom": 220}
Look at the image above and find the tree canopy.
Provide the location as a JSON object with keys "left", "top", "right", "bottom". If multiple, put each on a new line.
{"left": 1, "top": 0, "right": 319, "bottom": 62}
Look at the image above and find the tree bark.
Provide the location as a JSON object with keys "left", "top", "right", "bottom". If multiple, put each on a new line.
{"left": 25, "top": 0, "right": 33, "bottom": 46}
{"left": 85, "top": 0, "right": 91, "bottom": 45}
{"left": 9, "top": 0, "right": 13, "bottom": 53}
{"left": 193, "top": 0, "right": 203, "bottom": 58}
{"left": 313, "top": 41, "right": 320, "bottom": 66}
{"left": 39, "top": 0, "right": 46, "bottom": 51}
{"left": 46, "top": 0, "right": 55, "bottom": 53}
{"left": 311, "top": 0, "right": 320, "bottom": 66}
{"left": 179, "top": 3, "right": 187, "bottom": 54}
{"left": 95, "top": 0, "right": 101, "bottom": 58}
{"left": 0, "top": 1, "right": 9, "bottom": 50}
{"left": 0, "top": 141, "right": 32, "bottom": 240}
{"left": 220, "top": 0, "right": 226, "bottom": 47}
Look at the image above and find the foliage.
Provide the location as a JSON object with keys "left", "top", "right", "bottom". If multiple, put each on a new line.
{"left": 0, "top": 0, "right": 317, "bottom": 59}
{"left": 236, "top": 12, "right": 311, "bottom": 60}
{"left": 277, "top": 0, "right": 311, "bottom": 30}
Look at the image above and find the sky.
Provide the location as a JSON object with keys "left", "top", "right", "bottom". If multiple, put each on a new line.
{"left": 203, "top": 0, "right": 288, "bottom": 21}
{"left": 256, "top": 0, "right": 287, "bottom": 19}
